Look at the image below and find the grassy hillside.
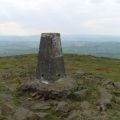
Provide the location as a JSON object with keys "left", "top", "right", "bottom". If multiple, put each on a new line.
{"left": 0, "top": 54, "right": 120, "bottom": 120}
{"left": 65, "top": 54, "right": 120, "bottom": 81}
{"left": 0, "top": 54, "right": 120, "bottom": 81}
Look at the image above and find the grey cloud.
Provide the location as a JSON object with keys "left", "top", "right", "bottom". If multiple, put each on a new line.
{"left": 115, "top": 0, "right": 120, "bottom": 3}
{"left": 90, "top": 0, "right": 105, "bottom": 4}
{"left": 0, "top": 0, "right": 120, "bottom": 35}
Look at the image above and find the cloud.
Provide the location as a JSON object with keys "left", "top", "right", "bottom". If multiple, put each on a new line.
{"left": 0, "top": 22, "right": 35, "bottom": 35}
{"left": 0, "top": 0, "right": 120, "bottom": 35}
{"left": 82, "top": 17, "right": 120, "bottom": 35}
{"left": 90, "top": 0, "right": 105, "bottom": 4}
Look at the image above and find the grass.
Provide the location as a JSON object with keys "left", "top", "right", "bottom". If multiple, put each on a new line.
{"left": 0, "top": 54, "right": 120, "bottom": 81}
{"left": 0, "top": 54, "right": 120, "bottom": 94}
{"left": 64, "top": 54, "right": 120, "bottom": 81}
{"left": 0, "top": 54, "right": 120, "bottom": 120}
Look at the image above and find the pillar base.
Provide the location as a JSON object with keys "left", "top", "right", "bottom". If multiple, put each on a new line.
{"left": 21, "top": 77, "right": 77, "bottom": 100}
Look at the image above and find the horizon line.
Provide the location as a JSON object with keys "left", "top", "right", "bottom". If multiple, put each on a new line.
{"left": 0, "top": 34, "right": 120, "bottom": 37}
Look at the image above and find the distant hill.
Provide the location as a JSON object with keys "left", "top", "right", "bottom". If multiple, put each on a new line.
{"left": 63, "top": 41, "right": 120, "bottom": 59}
{"left": 0, "top": 35, "right": 120, "bottom": 58}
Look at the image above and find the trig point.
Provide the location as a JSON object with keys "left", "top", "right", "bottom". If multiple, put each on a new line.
{"left": 22, "top": 33, "right": 76, "bottom": 99}
{"left": 36, "top": 33, "right": 66, "bottom": 83}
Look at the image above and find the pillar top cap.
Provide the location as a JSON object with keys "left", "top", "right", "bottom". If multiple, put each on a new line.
{"left": 41, "top": 33, "right": 60, "bottom": 36}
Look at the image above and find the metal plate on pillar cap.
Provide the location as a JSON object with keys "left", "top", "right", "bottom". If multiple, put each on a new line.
{"left": 36, "top": 33, "right": 66, "bottom": 83}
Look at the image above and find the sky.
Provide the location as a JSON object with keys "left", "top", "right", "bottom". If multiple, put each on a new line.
{"left": 0, "top": 0, "right": 120, "bottom": 36}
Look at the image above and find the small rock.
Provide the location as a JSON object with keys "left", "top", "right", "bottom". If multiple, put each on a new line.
{"left": 103, "top": 80, "right": 115, "bottom": 89}
{"left": 72, "top": 89, "right": 88, "bottom": 100}
{"left": 81, "top": 110, "right": 93, "bottom": 120}
{"left": 103, "top": 80, "right": 114, "bottom": 86}
{"left": 0, "top": 94, "right": 13, "bottom": 103}
{"left": 14, "top": 107, "right": 48, "bottom": 120}
{"left": 67, "top": 110, "right": 80, "bottom": 120}
{"left": 56, "top": 101, "right": 70, "bottom": 117}
{"left": 22, "top": 99, "right": 34, "bottom": 109}
{"left": 31, "top": 102, "right": 50, "bottom": 111}
{"left": 67, "top": 110, "right": 94, "bottom": 120}
{"left": 31, "top": 92, "right": 38, "bottom": 97}
{"left": 6, "top": 84, "right": 16, "bottom": 92}
{"left": 27, "top": 98, "right": 33, "bottom": 101}
{"left": 1, "top": 104, "right": 13, "bottom": 115}
{"left": 35, "top": 112, "right": 48, "bottom": 118}
{"left": 98, "top": 88, "right": 113, "bottom": 111}
{"left": 14, "top": 107, "right": 33, "bottom": 120}
{"left": 35, "top": 95, "right": 42, "bottom": 100}
{"left": 80, "top": 101, "right": 90, "bottom": 110}
{"left": 114, "top": 82, "right": 120, "bottom": 89}
{"left": 26, "top": 112, "right": 48, "bottom": 120}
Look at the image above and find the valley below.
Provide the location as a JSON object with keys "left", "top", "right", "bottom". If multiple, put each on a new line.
{"left": 0, "top": 35, "right": 120, "bottom": 59}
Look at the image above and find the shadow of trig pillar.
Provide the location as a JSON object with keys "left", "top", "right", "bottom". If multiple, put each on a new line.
{"left": 36, "top": 33, "right": 66, "bottom": 83}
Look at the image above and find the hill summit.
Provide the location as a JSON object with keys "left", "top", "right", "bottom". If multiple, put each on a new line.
{"left": 0, "top": 54, "right": 120, "bottom": 120}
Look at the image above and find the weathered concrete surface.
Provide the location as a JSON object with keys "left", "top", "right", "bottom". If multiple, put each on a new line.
{"left": 36, "top": 33, "right": 66, "bottom": 83}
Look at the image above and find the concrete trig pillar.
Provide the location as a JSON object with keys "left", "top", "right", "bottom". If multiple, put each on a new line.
{"left": 36, "top": 33, "right": 66, "bottom": 83}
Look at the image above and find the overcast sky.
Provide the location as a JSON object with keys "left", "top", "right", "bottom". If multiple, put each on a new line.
{"left": 0, "top": 0, "right": 120, "bottom": 36}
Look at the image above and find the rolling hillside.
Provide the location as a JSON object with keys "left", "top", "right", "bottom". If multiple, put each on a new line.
{"left": 0, "top": 35, "right": 120, "bottom": 59}
{"left": 0, "top": 54, "right": 120, "bottom": 120}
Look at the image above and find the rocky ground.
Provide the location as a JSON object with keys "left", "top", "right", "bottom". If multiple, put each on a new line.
{"left": 0, "top": 54, "right": 120, "bottom": 120}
